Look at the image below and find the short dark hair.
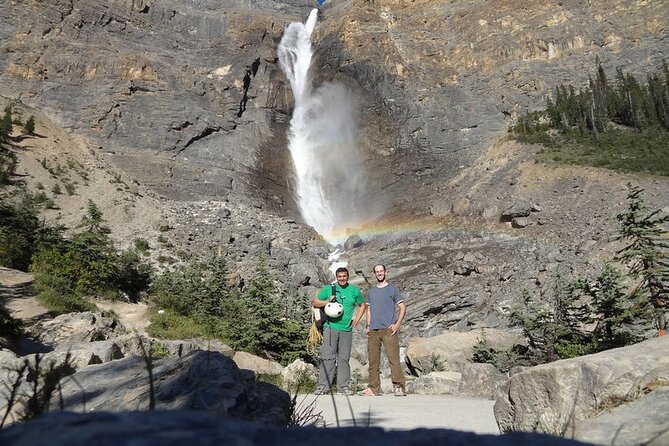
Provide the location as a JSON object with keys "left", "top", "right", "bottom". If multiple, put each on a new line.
{"left": 335, "top": 267, "right": 349, "bottom": 276}
{"left": 373, "top": 264, "right": 386, "bottom": 272}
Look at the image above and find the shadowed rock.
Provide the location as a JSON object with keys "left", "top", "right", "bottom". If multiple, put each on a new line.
{"left": 0, "top": 410, "right": 592, "bottom": 446}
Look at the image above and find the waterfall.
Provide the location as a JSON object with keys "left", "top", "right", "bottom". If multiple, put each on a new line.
{"left": 278, "top": 9, "right": 370, "bottom": 242}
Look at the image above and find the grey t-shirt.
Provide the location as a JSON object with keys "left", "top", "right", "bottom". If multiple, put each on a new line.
{"left": 367, "top": 284, "right": 403, "bottom": 330}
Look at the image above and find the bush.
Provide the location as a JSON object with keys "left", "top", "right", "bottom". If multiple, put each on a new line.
{"left": 30, "top": 200, "right": 152, "bottom": 312}
{"left": 146, "top": 309, "right": 218, "bottom": 340}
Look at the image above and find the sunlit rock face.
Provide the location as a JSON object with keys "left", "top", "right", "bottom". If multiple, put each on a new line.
{"left": 2, "top": 0, "right": 664, "bottom": 210}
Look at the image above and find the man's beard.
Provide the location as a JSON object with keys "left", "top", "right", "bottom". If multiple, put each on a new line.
{"left": 376, "top": 275, "right": 385, "bottom": 283}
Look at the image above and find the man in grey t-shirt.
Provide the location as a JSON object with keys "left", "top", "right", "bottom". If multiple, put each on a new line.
{"left": 359, "top": 264, "right": 407, "bottom": 396}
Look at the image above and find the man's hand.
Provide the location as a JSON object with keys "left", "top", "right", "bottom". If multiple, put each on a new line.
{"left": 365, "top": 327, "right": 370, "bottom": 336}
{"left": 390, "top": 322, "right": 400, "bottom": 335}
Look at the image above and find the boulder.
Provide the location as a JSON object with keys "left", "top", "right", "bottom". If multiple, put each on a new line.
{"left": 406, "top": 329, "right": 519, "bottom": 374}
{"left": 282, "top": 359, "right": 316, "bottom": 390}
{"left": 407, "top": 371, "right": 462, "bottom": 395}
{"left": 233, "top": 351, "right": 284, "bottom": 376}
{"left": 157, "top": 338, "right": 234, "bottom": 358}
{"left": 573, "top": 387, "right": 669, "bottom": 445}
{"left": 51, "top": 349, "right": 290, "bottom": 426}
{"left": 343, "top": 235, "right": 364, "bottom": 250}
{"left": 511, "top": 217, "right": 531, "bottom": 228}
{"left": 451, "top": 197, "right": 472, "bottom": 216}
{"left": 27, "top": 312, "right": 125, "bottom": 349}
{"left": 500, "top": 201, "right": 536, "bottom": 221}
{"left": 458, "top": 363, "right": 507, "bottom": 400}
{"left": 494, "top": 336, "right": 669, "bottom": 435}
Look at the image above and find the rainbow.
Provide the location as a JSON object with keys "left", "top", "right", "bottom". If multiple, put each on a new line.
{"left": 322, "top": 214, "right": 515, "bottom": 245}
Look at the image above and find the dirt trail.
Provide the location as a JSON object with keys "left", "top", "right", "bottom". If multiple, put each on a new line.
{"left": 0, "top": 267, "right": 49, "bottom": 320}
{"left": 0, "top": 267, "right": 150, "bottom": 336}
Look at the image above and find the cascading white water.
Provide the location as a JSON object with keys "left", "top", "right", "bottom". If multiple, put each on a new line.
{"left": 278, "top": 9, "right": 369, "bottom": 241}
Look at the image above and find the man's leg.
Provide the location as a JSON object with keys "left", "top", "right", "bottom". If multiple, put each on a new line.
{"left": 367, "top": 329, "right": 382, "bottom": 395}
{"left": 382, "top": 328, "right": 405, "bottom": 388}
{"left": 336, "top": 329, "right": 352, "bottom": 391}
{"left": 317, "top": 327, "right": 338, "bottom": 392}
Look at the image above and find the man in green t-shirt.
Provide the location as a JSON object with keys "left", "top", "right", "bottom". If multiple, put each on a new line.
{"left": 312, "top": 267, "right": 366, "bottom": 395}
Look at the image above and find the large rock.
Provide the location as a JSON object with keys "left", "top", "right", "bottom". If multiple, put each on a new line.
{"left": 407, "top": 371, "right": 461, "bottom": 395}
{"left": 494, "top": 336, "right": 669, "bottom": 435}
{"left": 573, "top": 387, "right": 669, "bottom": 446}
{"left": 43, "top": 349, "right": 290, "bottom": 427}
{"left": 458, "top": 363, "right": 507, "bottom": 400}
{"left": 158, "top": 338, "right": 235, "bottom": 358}
{"left": 405, "top": 329, "right": 518, "bottom": 374}
{"left": 233, "top": 351, "right": 284, "bottom": 376}
{"left": 26, "top": 312, "right": 125, "bottom": 350}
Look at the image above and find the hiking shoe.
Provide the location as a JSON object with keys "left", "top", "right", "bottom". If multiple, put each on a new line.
{"left": 337, "top": 388, "right": 355, "bottom": 396}
{"left": 394, "top": 385, "right": 407, "bottom": 397}
{"left": 314, "top": 387, "right": 329, "bottom": 395}
{"left": 357, "top": 387, "right": 378, "bottom": 396}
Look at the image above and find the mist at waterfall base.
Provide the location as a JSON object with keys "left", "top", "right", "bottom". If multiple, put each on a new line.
{"left": 278, "top": 9, "right": 376, "bottom": 244}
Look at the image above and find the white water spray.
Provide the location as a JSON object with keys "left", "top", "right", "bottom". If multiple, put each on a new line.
{"left": 278, "top": 9, "right": 370, "bottom": 241}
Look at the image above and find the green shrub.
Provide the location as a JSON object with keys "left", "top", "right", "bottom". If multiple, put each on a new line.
{"left": 37, "top": 288, "right": 95, "bottom": 314}
{"left": 146, "top": 309, "right": 216, "bottom": 340}
{"left": 148, "top": 256, "right": 309, "bottom": 365}
{"left": 24, "top": 116, "right": 35, "bottom": 135}
{"left": 256, "top": 373, "right": 283, "bottom": 388}
{"left": 30, "top": 200, "right": 152, "bottom": 310}
{"left": 421, "top": 353, "right": 446, "bottom": 374}
{"left": 63, "top": 181, "right": 76, "bottom": 195}
{"left": 133, "top": 238, "right": 150, "bottom": 253}
{"left": 615, "top": 183, "right": 669, "bottom": 330}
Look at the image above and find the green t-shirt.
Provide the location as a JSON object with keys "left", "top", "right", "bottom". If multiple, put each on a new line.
{"left": 316, "top": 282, "right": 364, "bottom": 332}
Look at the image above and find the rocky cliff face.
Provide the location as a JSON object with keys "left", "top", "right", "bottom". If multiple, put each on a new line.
{"left": 1, "top": 0, "right": 668, "bottom": 337}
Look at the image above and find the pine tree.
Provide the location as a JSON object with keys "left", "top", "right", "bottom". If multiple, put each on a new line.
{"left": 571, "top": 263, "right": 639, "bottom": 350}
{"left": 226, "top": 257, "right": 307, "bottom": 364}
{"left": 24, "top": 115, "right": 36, "bottom": 135}
{"left": 0, "top": 106, "right": 12, "bottom": 143}
{"left": 615, "top": 183, "right": 669, "bottom": 331}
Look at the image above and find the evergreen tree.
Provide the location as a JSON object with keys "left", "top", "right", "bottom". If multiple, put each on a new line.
{"left": 24, "top": 115, "right": 36, "bottom": 135}
{"left": 615, "top": 183, "right": 669, "bottom": 331}
{"left": 226, "top": 257, "right": 307, "bottom": 364}
{"left": 571, "top": 263, "right": 639, "bottom": 350}
{"left": 0, "top": 193, "right": 41, "bottom": 270}
{"left": 0, "top": 105, "right": 12, "bottom": 143}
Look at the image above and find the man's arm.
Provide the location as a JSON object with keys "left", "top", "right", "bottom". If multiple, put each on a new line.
{"left": 351, "top": 302, "right": 366, "bottom": 328}
{"left": 390, "top": 301, "right": 406, "bottom": 335}
{"left": 364, "top": 303, "right": 371, "bottom": 335}
{"left": 311, "top": 288, "right": 328, "bottom": 308}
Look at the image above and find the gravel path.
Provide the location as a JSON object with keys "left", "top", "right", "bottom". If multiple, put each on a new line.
{"left": 301, "top": 393, "right": 500, "bottom": 433}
